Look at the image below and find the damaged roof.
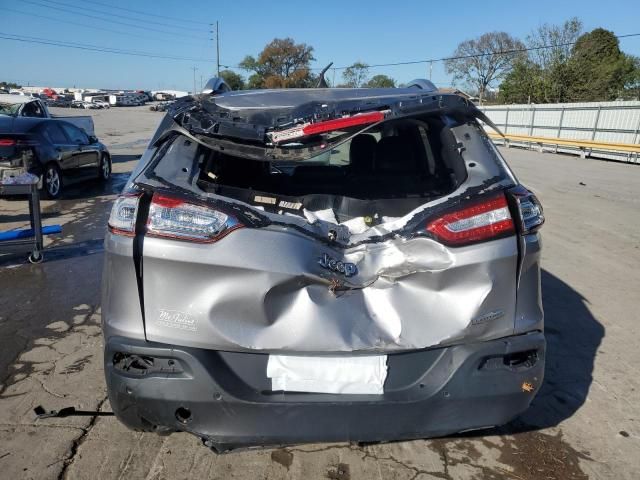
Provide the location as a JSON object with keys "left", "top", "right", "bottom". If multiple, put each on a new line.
{"left": 167, "top": 83, "right": 494, "bottom": 150}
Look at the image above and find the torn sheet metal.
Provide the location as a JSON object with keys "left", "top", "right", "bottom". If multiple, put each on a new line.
{"left": 267, "top": 355, "right": 388, "bottom": 394}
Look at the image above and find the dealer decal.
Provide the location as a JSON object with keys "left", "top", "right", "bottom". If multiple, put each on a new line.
{"left": 158, "top": 309, "right": 197, "bottom": 332}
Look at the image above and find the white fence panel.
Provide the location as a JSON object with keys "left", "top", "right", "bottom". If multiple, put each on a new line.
{"left": 482, "top": 101, "right": 640, "bottom": 162}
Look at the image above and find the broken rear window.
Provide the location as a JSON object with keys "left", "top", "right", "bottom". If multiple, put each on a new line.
{"left": 146, "top": 114, "right": 468, "bottom": 210}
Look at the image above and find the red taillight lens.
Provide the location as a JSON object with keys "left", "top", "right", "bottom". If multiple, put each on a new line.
{"left": 146, "top": 193, "right": 243, "bottom": 243}
{"left": 426, "top": 194, "right": 515, "bottom": 246}
{"left": 0, "top": 138, "right": 16, "bottom": 146}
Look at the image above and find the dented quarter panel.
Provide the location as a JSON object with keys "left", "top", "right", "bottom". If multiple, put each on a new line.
{"left": 514, "top": 233, "right": 544, "bottom": 334}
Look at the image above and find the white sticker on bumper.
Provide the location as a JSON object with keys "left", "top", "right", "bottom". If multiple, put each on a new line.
{"left": 267, "top": 355, "right": 388, "bottom": 394}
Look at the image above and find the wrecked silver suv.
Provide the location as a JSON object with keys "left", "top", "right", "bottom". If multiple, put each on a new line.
{"left": 102, "top": 79, "right": 545, "bottom": 452}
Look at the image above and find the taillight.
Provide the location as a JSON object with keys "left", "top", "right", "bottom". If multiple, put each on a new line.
{"left": 0, "top": 138, "right": 16, "bottom": 146}
{"left": 108, "top": 194, "right": 141, "bottom": 236}
{"left": 146, "top": 193, "right": 242, "bottom": 242}
{"left": 509, "top": 187, "right": 544, "bottom": 234}
{"left": 426, "top": 194, "right": 515, "bottom": 246}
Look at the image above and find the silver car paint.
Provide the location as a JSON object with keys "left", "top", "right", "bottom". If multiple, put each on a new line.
{"left": 102, "top": 115, "right": 543, "bottom": 353}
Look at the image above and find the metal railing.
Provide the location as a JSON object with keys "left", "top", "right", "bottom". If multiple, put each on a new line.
{"left": 486, "top": 133, "right": 640, "bottom": 163}
{"left": 481, "top": 101, "right": 640, "bottom": 163}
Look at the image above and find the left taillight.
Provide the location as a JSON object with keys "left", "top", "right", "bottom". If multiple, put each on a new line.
{"left": 425, "top": 194, "right": 515, "bottom": 246}
{"left": 108, "top": 194, "right": 141, "bottom": 236}
{"left": 146, "top": 193, "right": 243, "bottom": 243}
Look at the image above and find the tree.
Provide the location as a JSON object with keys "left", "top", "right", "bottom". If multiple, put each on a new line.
{"left": 622, "top": 56, "right": 640, "bottom": 100}
{"left": 526, "top": 17, "right": 583, "bottom": 102}
{"left": 0, "top": 81, "right": 21, "bottom": 90}
{"left": 364, "top": 74, "right": 396, "bottom": 88}
{"left": 567, "top": 28, "right": 637, "bottom": 101}
{"left": 499, "top": 60, "right": 545, "bottom": 103}
{"left": 239, "top": 38, "right": 315, "bottom": 89}
{"left": 342, "top": 62, "right": 370, "bottom": 87}
{"left": 445, "top": 32, "right": 525, "bottom": 104}
{"left": 527, "top": 18, "right": 583, "bottom": 70}
{"left": 218, "top": 70, "right": 245, "bottom": 90}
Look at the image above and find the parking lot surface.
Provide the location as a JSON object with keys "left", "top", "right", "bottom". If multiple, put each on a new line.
{"left": 0, "top": 106, "right": 639, "bottom": 479}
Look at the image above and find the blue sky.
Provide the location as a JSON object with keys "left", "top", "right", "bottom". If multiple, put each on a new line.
{"left": 1, "top": 0, "right": 639, "bottom": 91}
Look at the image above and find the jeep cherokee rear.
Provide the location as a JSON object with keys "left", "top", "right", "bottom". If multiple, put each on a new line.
{"left": 102, "top": 80, "right": 545, "bottom": 452}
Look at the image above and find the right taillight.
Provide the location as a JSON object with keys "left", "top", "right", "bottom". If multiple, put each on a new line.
{"left": 426, "top": 194, "right": 515, "bottom": 246}
{"left": 508, "top": 186, "right": 545, "bottom": 234}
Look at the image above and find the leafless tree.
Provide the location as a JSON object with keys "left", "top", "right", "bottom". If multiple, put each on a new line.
{"left": 527, "top": 17, "right": 583, "bottom": 69}
{"left": 445, "top": 32, "right": 525, "bottom": 104}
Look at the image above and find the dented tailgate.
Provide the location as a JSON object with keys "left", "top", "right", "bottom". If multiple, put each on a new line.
{"left": 141, "top": 226, "right": 518, "bottom": 352}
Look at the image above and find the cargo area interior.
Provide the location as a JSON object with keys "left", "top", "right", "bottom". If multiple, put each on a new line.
{"left": 178, "top": 114, "right": 471, "bottom": 220}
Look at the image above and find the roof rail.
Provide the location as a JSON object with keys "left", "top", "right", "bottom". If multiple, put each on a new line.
{"left": 202, "top": 77, "right": 231, "bottom": 95}
{"left": 405, "top": 79, "right": 438, "bottom": 92}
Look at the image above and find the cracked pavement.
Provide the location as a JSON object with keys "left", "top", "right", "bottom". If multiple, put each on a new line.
{"left": 0, "top": 106, "right": 639, "bottom": 479}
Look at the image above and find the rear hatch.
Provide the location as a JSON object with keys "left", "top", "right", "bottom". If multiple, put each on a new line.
{"left": 113, "top": 88, "right": 523, "bottom": 353}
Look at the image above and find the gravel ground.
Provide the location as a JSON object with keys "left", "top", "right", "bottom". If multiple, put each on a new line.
{"left": 0, "top": 106, "right": 638, "bottom": 479}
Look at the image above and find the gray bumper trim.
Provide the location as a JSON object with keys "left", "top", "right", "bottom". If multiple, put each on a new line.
{"left": 104, "top": 332, "right": 545, "bottom": 451}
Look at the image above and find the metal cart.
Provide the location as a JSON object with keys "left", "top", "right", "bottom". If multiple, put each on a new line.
{"left": 0, "top": 179, "right": 60, "bottom": 263}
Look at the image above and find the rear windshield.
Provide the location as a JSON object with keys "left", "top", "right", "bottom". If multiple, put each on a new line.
{"left": 149, "top": 114, "right": 468, "bottom": 202}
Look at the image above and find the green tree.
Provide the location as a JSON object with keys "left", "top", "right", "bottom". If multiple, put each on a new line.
{"left": 239, "top": 38, "right": 315, "bottom": 89}
{"left": 567, "top": 28, "right": 637, "bottom": 101}
{"left": 219, "top": 70, "right": 245, "bottom": 90}
{"left": 499, "top": 60, "right": 545, "bottom": 103}
{"left": 622, "top": 56, "right": 640, "bottom": 100}
{"left": 0, "top": 81, "right": 21, "bottom": 90}
{"left": 342, "top": 62, "right": 370, "bottom": 87}
{"left": 364, "top": 74, "right": 396, "bottom": 88}
{"left": 445, "top": 32, "right": 525, "bottom": 105}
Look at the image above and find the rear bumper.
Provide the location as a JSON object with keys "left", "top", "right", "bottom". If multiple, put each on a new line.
{"left": 104, "top": 332, "right": 545, "bottom": 451}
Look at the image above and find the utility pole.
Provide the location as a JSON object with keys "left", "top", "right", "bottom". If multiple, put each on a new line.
{"left": 210, "top": 21, "right": 220, "bottom": 76}
{"left": 216, "top": 21, "right": 220, "bottom": 76}
{"left": 191, "top": 66, "right": 198, "bottom": 94}
{"left": 429, "top": 61, "right": 433, "bottom": 81}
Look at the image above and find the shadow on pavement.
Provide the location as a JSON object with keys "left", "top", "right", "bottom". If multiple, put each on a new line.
{"left": 505, "top": 269, "right": 604, "bottom": 432}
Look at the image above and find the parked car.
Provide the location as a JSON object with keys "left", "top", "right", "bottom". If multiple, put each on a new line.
{"left": 103, "top": 79, "right": 545, "bottom": 452}
{"left": 0, "top": 116, "right": 111, "bottom": 198}
{"left": 45, "top": 98, "right": 71, "bottom": 108}
{"left": 71, "top": 100, "right": 100, "bottom": 110}
{"left": 149, "top": 101, "right": 174, "bottom": 112}
{"left": 0, "top": 94, "right": 95, "bottom": 135}
{"left": 91, "top": 99, "right": 110, "bottom": 109}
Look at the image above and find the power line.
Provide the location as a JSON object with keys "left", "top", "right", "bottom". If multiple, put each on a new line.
{"left": 0, "top": 32, "right": 214, "bottom": 62}
{"left": 21, "top": 0, "right": 209, "bottom": 40}
{"left": 82, "top": 0, "right": 211, "bottom": 26}
{"left": 321, "top": 33, "right": 640, "bottom": 71}
{"left": 36, "top": 0, "right": 210, "bottom": 33}
{"left": 1, "top": 7, "right": 208, "bottom": 46}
